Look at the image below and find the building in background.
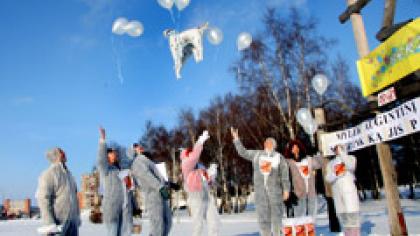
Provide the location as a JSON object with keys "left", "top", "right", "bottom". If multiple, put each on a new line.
{"left": 78, "top": 171, "right": 101, "bottom": 210}
{"left": 2, "top": 199, "right": 31, "bottom": 219}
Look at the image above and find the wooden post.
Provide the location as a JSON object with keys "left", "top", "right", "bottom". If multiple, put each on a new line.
{"left": 344, "top": 1, "right": 407, "bottom": 234}
{"left": 375, "top": 141, "right": 407, "bottom": 235}
{"left": 346, "top": 0, "right": 370, "bottom": 57}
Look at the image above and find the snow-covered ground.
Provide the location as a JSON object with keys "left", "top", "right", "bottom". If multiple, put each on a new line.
{"left": 1, "top": 198, "right": 419, "bottom": 235}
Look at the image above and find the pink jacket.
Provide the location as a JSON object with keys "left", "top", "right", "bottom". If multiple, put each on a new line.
{"left": 181, "top": 143, "right": 207, "bottom": 193}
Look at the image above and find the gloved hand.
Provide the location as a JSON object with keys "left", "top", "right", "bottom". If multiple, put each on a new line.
{"left": 197, "top": 130, "right": 210, "bottom": 145}
{"left": 167, "top": 182, "right": 181, "bottom": 191}
{"left": 159, "top": 186, "right": 170, "bottom": 200}
{"left": 37, "top": 224, "right": 62, "bottom": 235}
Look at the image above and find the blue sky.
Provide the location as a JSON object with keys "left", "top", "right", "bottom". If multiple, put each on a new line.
{"left": 0, "top": 0, "right": 418, "bottom": 201}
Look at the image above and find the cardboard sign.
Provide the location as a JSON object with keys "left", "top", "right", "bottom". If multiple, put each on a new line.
{"left": 156, "top": 162, "right": 169, "bottom": 181}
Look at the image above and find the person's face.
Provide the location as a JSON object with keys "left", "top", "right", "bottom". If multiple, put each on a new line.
{"left": 108, "top": 151, "right": 118, "bottom": 165}
{"left": 291, "top": 144, "right": 300, "bottom": 158}
{"left": 334, "top": 145, "right": 345, "bottom": 155}
{"left": 134, "top": 146, "right": 144, "bottom": 155}
{"left": 264, "top": 140, "right": 274, "bottom": 152}
{"left": 58, "top": 149, "right": 67, "bottom": 163}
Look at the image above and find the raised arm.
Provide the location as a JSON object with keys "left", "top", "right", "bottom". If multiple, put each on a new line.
{"left": 311, "top": 153, "right": 323, "bottom": 170}
{"left": 231, "top": 127, "right": 258, "bottom": 161}
{"left": 131, "top": 158, "right": 164, "bottom": 192}
{"left": 181, "top": 130, "right": 209, "bottom": 173}
{"left": 97, "top": 127, "right": 109, "bottom": 176}
{"left": 181, "top": 144, "right": 202, "bottom": 172}
{"left": 36, "top": 171, "right": 56, "bottom": 225}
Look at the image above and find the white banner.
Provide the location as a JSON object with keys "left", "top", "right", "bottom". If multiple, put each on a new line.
{"left": 320, "top": 97, "right": 420, "bottom": 156}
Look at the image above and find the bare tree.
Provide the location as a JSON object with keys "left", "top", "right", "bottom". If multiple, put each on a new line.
{"left": 178, "top": 108, "right": 197, "bottom": 146}
{"left": 232, "top": 8, "right": 335, "bottom": 140}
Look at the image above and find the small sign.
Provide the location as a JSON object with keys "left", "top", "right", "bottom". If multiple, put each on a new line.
{"left": 378, "top": 87, "right": 397, "bottom": 107}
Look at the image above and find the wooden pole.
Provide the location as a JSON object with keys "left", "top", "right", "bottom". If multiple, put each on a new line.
{"left": 382, "top": 0, "right": 396, "bottom": 28}
{"left": 344, "top": 1, "right": 407, "bottom": 235}
{"left": 346, "top": 0, "right": 370, "bottom": 57}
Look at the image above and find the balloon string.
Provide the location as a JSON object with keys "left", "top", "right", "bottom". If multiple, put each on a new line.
{"left": 176, "top": 9, "right": 181, "bottom": 31}
{"left": 111, "top": 36, "right": 124, "bottom": 85}
{"left": 169, "top": 8, "right": 176, "bottom": 26}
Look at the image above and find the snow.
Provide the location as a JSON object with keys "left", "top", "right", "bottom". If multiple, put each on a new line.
{"left": 1, "top": 198, "right": 420, "bottom": 235}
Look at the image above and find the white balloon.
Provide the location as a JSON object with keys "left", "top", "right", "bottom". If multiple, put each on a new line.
{"left": 174, "top": 0, "right": 190, "bottom": 11}
{"left": 125, "top": 21, "right": 144, "bottom": 37}
{"left": 207, "top": 27, "right": 223, "bottom": 45}
{"left": 112, "top": 17, "right": 128, "bottom": 35}
{"left": 303, "top": 119, "right": 318, "bottom": 135}
{"left": 157, "top": 0, "right": 174, "bottom": 10}
{"left": 237, "top": 32, "right": 252, "bottom": 51}
{"left": 312, "top": 74, "right": 329, "bottom": 96}
{"left": 296, "top": 108, "right": 313, "bottom": 126}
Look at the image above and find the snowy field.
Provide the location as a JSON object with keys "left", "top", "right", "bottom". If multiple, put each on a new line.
{"left": 1, "top": 198, "right": 419, "bottom": 236}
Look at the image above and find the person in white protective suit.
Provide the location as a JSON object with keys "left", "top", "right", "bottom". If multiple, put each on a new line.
{"left": 130, "top": 143, "right": 173, "bottom": 236}
{"left": 181, "top": 130, "right": 220, "bottom": 236}
{"left": 231, "top": 127, "right": 290, "bottom": 236}
{"left": 325, "top": 144, "right": 360, "bottom": 236}
{"left": 97, "top": 127, "right": 133, "bottom": 236}
{"left": 36, "top": 147, "right": 80, "bottom": 236}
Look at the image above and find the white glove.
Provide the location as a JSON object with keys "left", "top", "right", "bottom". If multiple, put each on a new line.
{"left": 197, "top": 130, "right": 210, "bottom": 144}
{"left": 37, "top": 224, "right": 62, "bottom": 235}
{"left": 207, "top": 163, "right": 218, "bottom": 178}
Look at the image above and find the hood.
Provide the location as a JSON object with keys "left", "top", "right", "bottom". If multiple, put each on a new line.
{"left": 108, "top": 141, "right": 132, "bottom": 169}
{"left": 46, "top": 147, "right": 61, "bottom": 163}
{"left": 180, "top": 148, "right": 192, "bottom": 161}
